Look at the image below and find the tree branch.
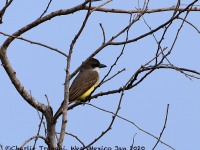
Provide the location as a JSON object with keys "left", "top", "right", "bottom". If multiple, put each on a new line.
{"left": 2, "top": 0, "right": 90, "bottom": 48}
{"left": 57, "top": 0, "right": 93, "bottom": 148}
{"left": 0, "top": 0, "right": 13, "bottom": 24}
{"left": 39, "top": 0, "right": 53, "bottom": 18}
{"left": 85, "top": 103, "right": 174, "bottom": 150}
{"left": 152, "top": 104, "right": 170, "bottom": 150}
{"left": 110, "top": 0, "right": 198, "bottom": 46}
{"left": 83, "top": 5, "right": 200, "bottom": 14}
{"left": 0, "top": 47, "right": 48, "bottom": 113}
{"left": 0, "top": 31, "right": 68, "bottom": 58}
{"left": 20, "top": 135, "right": 47, "bottom": 148}
{"left": 65, "top": 132, "right": 85, "bottom": 147}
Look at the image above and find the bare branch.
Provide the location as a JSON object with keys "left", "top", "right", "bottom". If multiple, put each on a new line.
{"left": 178, "top": 17, "right": 200, "bottom": 33}
{"left": 57, "top": 0, "right": 93, "bottom": 148}
{"left": 130, "top": 133, "right": 137, "bottom": 149}
{"left": 110, "top": 0, "right": 198, "bottom": 46}
{"left": 101, "top": 68, "right": 126, "bottom": 84}
{"left": 90, "top": 0, "right": 113, "bottom": 13}
{"left": 0, "top": 32, "right": 67, "bottom": 57}
{"left": 140, "top": 12, "right": 168, "bottom": 65}
{"left": 2, "top": 0, "right": 90, "bottom": 48}
{"left": 65, "top": 132, "right": 85, "bottom": 147}
{"left": 171, "top": 0, "right": 181, "bottom": 18}
{"left": 85, "top": 103, "right": 174, "bottom": 149}
{"left": 36, "top": 110, "right": 47, "bottom": 136}
{"left": 159, "top": 6, "right": 193, "bottom": 80}
{"left": 150, "top": 64, "right": 200, "bottom": 79}
{"left": 84, "top": 5, "right": 200, "bottom": 14}
{"left": 70, "top": 11, "right": 144, "bottom": 80}
{"left": 99, "top": 23, "right": 106, "bottom": 44}
{"left": 33, "top": 115, "right": 45, "bottom": 149}
{"left": 0, "top": 0, "right": 13, "bottom": 24}
{"left": 0, "top": 48, "right": 48, "bottom": 113}
{"left": 84, "top": 83, "right": 125, "bottom": 148}
{"left": 45, "top": 94, "right": 51, "bottom": 108}
{"left": 101, "top": 13, "right": 132, "bottom": 85}
{"left": 168, "top": 8, "right": 191, "bottom": 55}
{"left": 39, "top": 0, "right": 53, "bottom": 18}
{"left": 20, "top": 135, "right": 47, "bottom": 148}
{"left": 177, "top": 17, "right": 200, "bottom": 33}
{"left": 152, "top": 104, "right": 170, "bottom": 150}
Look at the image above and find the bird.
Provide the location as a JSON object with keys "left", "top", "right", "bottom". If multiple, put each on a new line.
{"left": 54, "top": 58, "right": 106, "bottom": 119}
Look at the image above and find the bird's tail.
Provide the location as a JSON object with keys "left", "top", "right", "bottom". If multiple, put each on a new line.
{"left": 53, "top": 100, "right": 72, "bottom": 121}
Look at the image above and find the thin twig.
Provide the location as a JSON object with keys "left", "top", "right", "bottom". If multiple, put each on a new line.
{"left": 45, "top": 94, "right": 50, "bottom": 108}
{"left": 110, "top": 0, "right": 198, "bottom": 45}
{"left": 161, "top": 6, "right": 193, "bottom": 80}
{"left": 99, "top": 23, "right": 106, "bottom": 44}
{"left": 140, "top": 12, "right": 168, "bottom": 65}
{"left": 90, "top": 0, "right": 113, "bottom": 13}
{"left": 69, "top": 10, "right": 144, "bottom": 79}
{"left": 85, "top": 103, "right": 174, "bottom": 150}
{"left": 36, "top": 109, "right": 47, "bottom": 136}
{"left": 84, "top": 5, "right": 200, "bottom": 14}
{"left": 98, "top": 13, "right": 133, "bottom": 87}
{"left": 20, "top": 135, "right": 47, "bottom": 148}
{"left": 177, "top": 17, "right": 200, "bottom": 33}
{"left": 65, "top": 132, "right": 85, "bottom": 147}
{"left": 152, "top": 104, "right": 170, "bottom": 150}
{"left": 101, "top": 68, "right": 126, "bottom": 84}
{"left": 0, "top": 31, "right": 67, "bottom": 58}
{"left": 168, "top": 8, "right": 191, "bottom": 55}
{"left": 2, "top": 0, "right": 90, "bottom": 48}
{"left": 171, "top": 0, "right": 181, "bottom": 18}
{"left": 39, "top": 0, "right": 53, "bottom": 18}
{"left": 33, "top": 115, "right": 44, "bottom": 149}
{"left": 0, "top": 0, "right": 13, "bottom": 23}
{"left": 130, "top": 133, "right": 137, "bottom": 149}
{"left": 150, "top": 64, "right": 200, "bottom": 79}
{"left": 83, "top": 82, "right": 126, "bottom": 149}
{"left": 154, "top": 22, "right": 172, "bottom": 64}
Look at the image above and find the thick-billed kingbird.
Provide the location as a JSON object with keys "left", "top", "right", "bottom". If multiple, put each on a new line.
{"left": 54, "top": 58, "right": 106, "bottom": 118}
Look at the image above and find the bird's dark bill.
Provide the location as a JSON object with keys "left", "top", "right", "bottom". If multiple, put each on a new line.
{"left": 99, "top": 64, "right": 107, "bottom": 68}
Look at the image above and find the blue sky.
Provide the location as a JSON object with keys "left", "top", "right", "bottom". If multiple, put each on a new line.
{"left": 1, "top": 0, "right": 200, "bottom": 149}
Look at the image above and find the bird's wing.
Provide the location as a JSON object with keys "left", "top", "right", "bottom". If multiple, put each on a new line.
{"left": 53, "top": 71, "right": 98, "bottom": 120}
{"left": 69, "top": 71, "right": 98, "bottom": 102}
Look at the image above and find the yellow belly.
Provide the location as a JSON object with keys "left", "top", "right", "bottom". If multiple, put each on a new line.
{"left": 77, "top": 82, "right": 99, "bottom": 101}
